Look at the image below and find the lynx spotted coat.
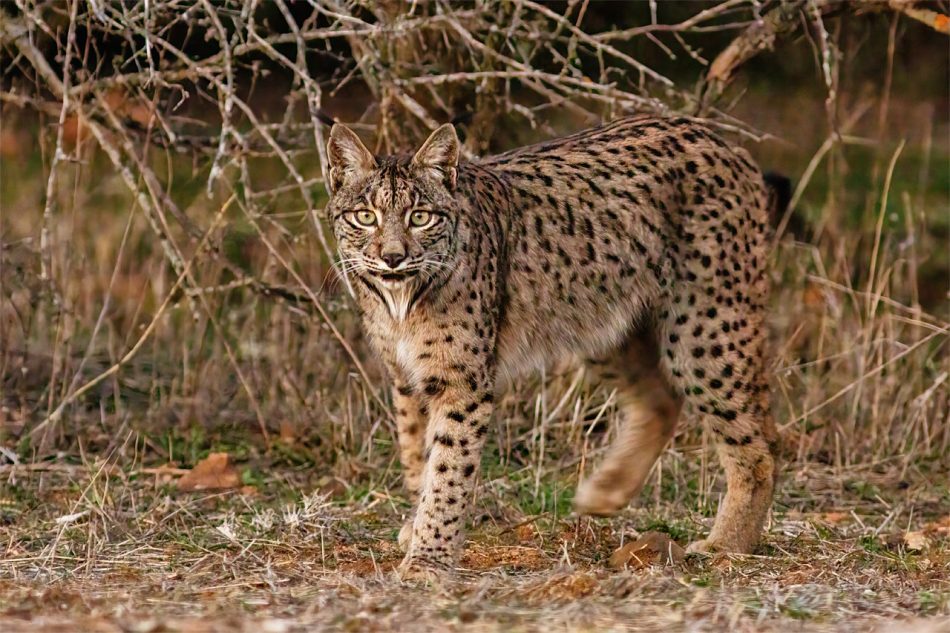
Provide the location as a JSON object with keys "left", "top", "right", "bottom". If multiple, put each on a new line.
{"left": 325, "top": 115, "right": 782, "bottom": 577}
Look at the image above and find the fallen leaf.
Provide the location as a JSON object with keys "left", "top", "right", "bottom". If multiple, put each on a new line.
{"left": 904, "top": 531, "right": 931, "bottom": 551}
{"left": 609, "top": 531, "right": 685, "bottom": 569}
{"left": 176, "top": 453, "right": 241, "bottom": 491}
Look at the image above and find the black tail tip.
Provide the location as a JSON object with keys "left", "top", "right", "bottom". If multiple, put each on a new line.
{"left": 314, "top": 108, "right": 337, "bottom": 128}
{"left": 764, "top": 171, "right": 793, "bottom": 214}
{"left": 764, "top": 171, "right": 810, "bottom": 238}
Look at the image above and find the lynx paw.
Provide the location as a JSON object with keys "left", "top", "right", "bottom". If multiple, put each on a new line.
{"left": 685, "top": 538, "right": 720, "bottom": 555}
{"left": 686, "top": 536, "right": 756, "bottom": 555}
{"left": 396, "top": 556, "right": 452, "bottom": 584}
{"left": 573, "top": 478, "right": 632, "bottom": 517}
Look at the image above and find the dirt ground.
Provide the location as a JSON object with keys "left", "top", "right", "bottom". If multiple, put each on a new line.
{"left": 0, "top": 456, "right": 947, "bottom": 633}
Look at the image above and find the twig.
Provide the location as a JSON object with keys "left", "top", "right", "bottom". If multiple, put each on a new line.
{"left": 30, "top": 196, "right": 237, "bottom": 442}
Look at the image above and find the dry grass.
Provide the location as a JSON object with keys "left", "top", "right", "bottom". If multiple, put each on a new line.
{"left": 1, "top": 1, "right": 949, "bottom": 631}
{"left": 0, "top": 459, "right": 947, "bottom": 632}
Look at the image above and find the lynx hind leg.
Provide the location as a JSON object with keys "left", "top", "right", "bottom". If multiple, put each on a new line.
{"left": 574, "top": 332, "right": 682, "bottom": 517}
{"left": 688, "top": 392, "right": 779, "bottom": 555}
{"left": 660, "top": 287, "right": 780, "bottom": 554}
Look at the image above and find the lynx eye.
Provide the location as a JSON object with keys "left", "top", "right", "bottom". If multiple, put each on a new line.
{"left": 347, "top": 210, "right": 377, "bottom": 228}
{"left": 408, "top": 210, "right": 435, "bottom": 228}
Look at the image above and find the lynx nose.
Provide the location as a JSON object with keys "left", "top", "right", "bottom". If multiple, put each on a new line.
{"left": 380, "top": 245, "right": 406, "bottom": 269}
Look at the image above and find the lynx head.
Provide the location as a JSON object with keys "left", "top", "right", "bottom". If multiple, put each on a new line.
{"left": 325, "top": 123, "right": 462, "bottom": 320}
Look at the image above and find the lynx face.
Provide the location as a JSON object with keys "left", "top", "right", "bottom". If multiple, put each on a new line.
{"left": 326, "top": 125, "right": 462, "bottom": 320}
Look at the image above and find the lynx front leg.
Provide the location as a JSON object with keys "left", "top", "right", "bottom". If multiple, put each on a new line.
{"left": 391, "top": 380, "right": 429, "bottom": 552}
{"left": 399, "top": 378, "right": 495, "bottom": 576}
{"left": 391, "top": 380, "right": 427, "bottom": 497}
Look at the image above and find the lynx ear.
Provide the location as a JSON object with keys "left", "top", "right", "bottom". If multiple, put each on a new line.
{"left": 326, "top": 124, "right": 376, "bottom": 193}
{"left": 412, "top": 124, "right": 459, "bottom": 190}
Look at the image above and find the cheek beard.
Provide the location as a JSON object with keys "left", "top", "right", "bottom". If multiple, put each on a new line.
{"left": 355, "top": 247, "right": 447, "bottom": 321}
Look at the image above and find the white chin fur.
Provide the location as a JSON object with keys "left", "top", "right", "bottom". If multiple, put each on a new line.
{"left": 380, "top": 282, "right": 414, "bottom": 321}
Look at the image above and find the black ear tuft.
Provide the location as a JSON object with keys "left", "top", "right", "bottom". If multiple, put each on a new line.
{"left": 326, "top": 124, "right": 376, "bottom": 193}
{"left": 412, "top": 124, "right": 460, "bottom": 190}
